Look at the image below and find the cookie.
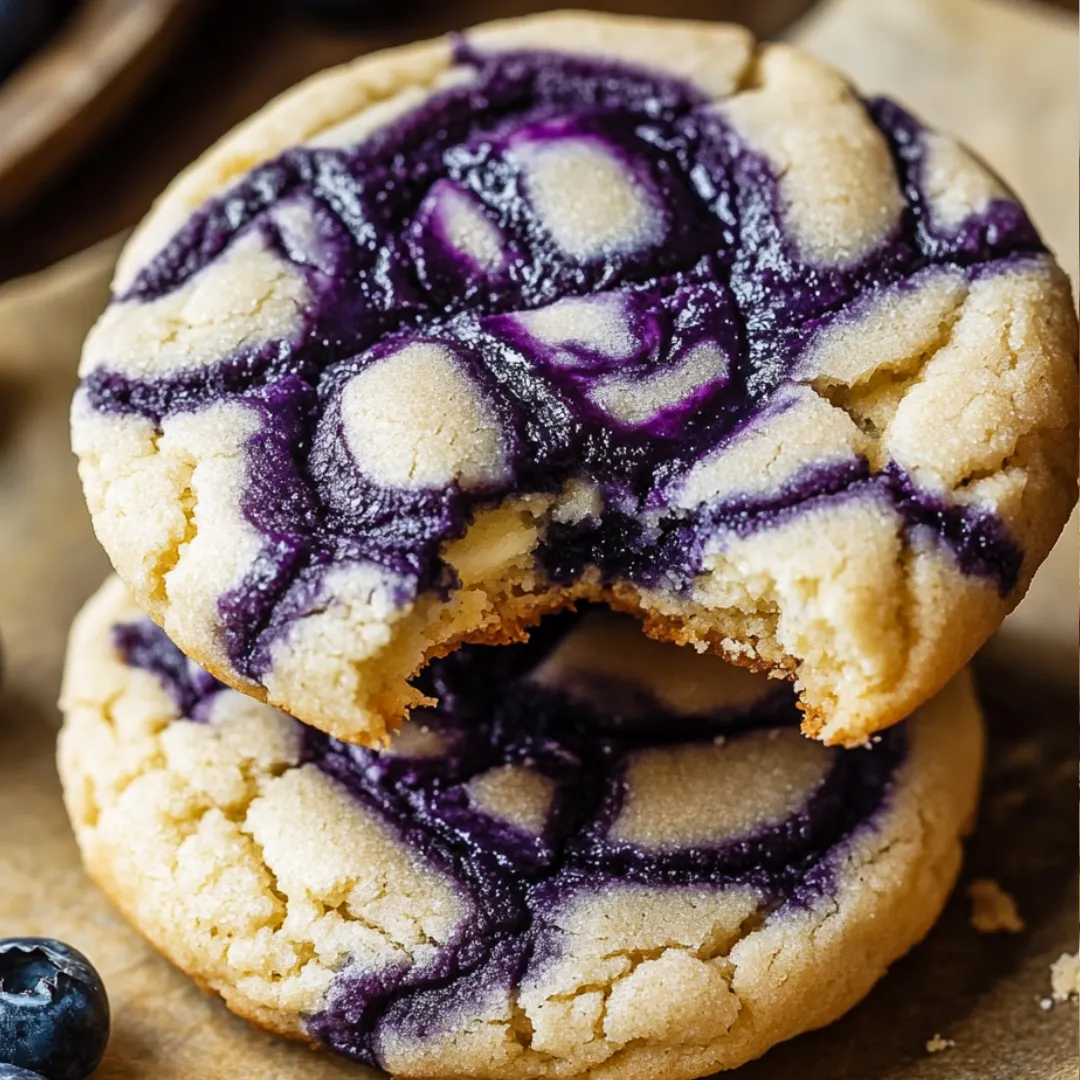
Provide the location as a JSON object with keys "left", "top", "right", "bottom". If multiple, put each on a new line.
{"left": 72, "top": 12, "right": 1078, "bottom": 746}
{"left": 60, "top": 575, "right": 983, "bottom": 1079}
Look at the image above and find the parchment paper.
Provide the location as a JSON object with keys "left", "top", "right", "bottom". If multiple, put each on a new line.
{"left": 0, "top": 2, "right": 1076, "bottom": 1077}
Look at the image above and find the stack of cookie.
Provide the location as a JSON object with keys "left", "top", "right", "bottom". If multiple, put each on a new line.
{"left": 58, "top": 13, "right": 1077, "bottom": 1078}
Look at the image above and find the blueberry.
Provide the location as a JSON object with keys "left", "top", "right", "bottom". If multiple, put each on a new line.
{"left": 0, "top": 940, "right": 109, "bottom": 1080}
{"left": 0, "top": 1066, "right": 47, "bottom": 1080}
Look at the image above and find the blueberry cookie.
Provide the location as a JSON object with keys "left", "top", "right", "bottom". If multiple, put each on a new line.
{"left": 59, "top": 576, "right": 983, "bottom": 1078}
{"left": 72, "top": 12, "right": 1078, "bottom": 746}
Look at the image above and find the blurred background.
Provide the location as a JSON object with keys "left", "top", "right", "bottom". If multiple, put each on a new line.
{"left": 0, "top": 0, "right": 1075, "bottom": 286}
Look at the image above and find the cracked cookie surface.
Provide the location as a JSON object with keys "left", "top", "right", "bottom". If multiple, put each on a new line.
{"left": 72, "top": 11, "right": 1078, "bottom": 746}
{"left": 60, "top": 575, "right": 983, "bottom": 1078}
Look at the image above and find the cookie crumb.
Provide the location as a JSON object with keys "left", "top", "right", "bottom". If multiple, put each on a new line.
{"left": 967, "top": 878, "right": 1024, "bottom": 933}
{"left": 925, "top": 1034, "right": 954, "bottom": 1053}
{"left": 1050, "top": 952, "right": 1079, "bottom": 1002}
{"left": 713, "top": 735, "right": 727, "bottom": 747}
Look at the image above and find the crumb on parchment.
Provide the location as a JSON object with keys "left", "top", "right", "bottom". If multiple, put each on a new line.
{"left": 967, "top": 878, "right": 1024, "bottom": 934}
{"left": 925, "top": 1034, "right": 955, "bottom": 1053}
{"left": 1050, "top": 952, "right": 1079, "bottom": 1003}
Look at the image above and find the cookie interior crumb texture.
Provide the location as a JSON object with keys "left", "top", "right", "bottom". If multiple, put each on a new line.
{"left": 967, "top": 878, "right": 1025, "bottom": 934}
{"left": 58, "top": 575, "right": 986, "bottom": 1080}
{"left": 72, "top": 11, "right": 1079, "bottom": 749}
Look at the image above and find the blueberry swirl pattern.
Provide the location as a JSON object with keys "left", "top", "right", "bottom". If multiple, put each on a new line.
{"left": 59, "top": 576, "right": 984, "bottom": 1078}
{"left": 73, "top": 14, "right": 1078, "bottom": 746}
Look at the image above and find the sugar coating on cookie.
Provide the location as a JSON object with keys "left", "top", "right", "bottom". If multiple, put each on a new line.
{"left": 508, "top": 128, "right": 664, "bottom": 259}
{"left": 73, "top": 12, "right": 1078, "bottom": 747}
{"left": 418, "top": 180, "right": 509, "bottom": 272}
{"left": 60, "top": 577, "right": 984, "bottom": 1079}
{"left": 339, "top": 342, "right": 510, "bottom": 491}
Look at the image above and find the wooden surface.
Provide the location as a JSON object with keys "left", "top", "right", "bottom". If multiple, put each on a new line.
{"left": 0, "top": 0, "right": 1073, "bottom": 285}
{"left": 0, "top": 0, "right": 202, "bottom": 225}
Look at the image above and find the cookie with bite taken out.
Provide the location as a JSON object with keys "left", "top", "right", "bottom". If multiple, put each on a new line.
{"left": 72, "top": 12, "right": 1077, "bottom": 747}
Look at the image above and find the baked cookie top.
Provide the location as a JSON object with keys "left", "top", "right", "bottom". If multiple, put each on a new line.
{"left": 59, "top": 576, "right": 983, "bottom": 1079}
{"left": 73, "top": 12, "right": 1078, "bottom": 746}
